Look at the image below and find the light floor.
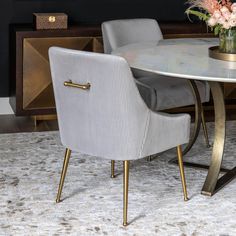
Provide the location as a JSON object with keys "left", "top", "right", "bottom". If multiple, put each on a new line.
{"left": 0, "top": 122, "right": 236, "bottom": 235}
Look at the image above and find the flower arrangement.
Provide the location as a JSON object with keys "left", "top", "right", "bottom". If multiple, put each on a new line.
{"left": 186, "top": 0, "right": 236, "bottom": 35}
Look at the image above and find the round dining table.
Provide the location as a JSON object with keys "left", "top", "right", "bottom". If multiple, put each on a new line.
{"left": 112, "top": 38, "right": 236, "bottom": 196}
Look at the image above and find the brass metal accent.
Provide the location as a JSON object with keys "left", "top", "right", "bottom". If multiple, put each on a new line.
{"left": 169, "top": 80, "right": 211, "bottom": 171}
{"left": 111, "top": 160, "right": 115, "bottom": 178}
{"left": 123, "top": 160, "right": 129, "bottom": 227}
{"left": 33, "top": 13, "right": 67, "bottom": 30}
{"left": 209, "top": 46, "right": 236, "bottom": 62}
{"left": 93, "top": 37, "right": 104, "bottom": 53}
{"left": 177, "top": 146, "right": 189, "bottom": 201}
{"left": 23, "top": 37, "right": 102, "bottom": 112}
{"left": 56, "top": 148, "right": 71, "bottom": 203}
{"left": 170, "top": 82, "right": 235, "bottom": 195}
{"left": 32, "top": 114, "right": 57, "bottom": 127}
{"left": 201, "top": 108, "right": 211, "bottom": 148}
{"left": 201, "top": 82, "right": 227, "bottom": 196}
{"left": 223, "top": 82, "right": 236, "bottom": 100}
{"left": 64, "top": 80, "right": 91, "bottom": 90}
{"left": 182, "top": 80, "right": 202, "bottom": 155}
{"left": 170, "top": 159, "right": 229, "bottom": 172}
{"left": 48, "top": 16, "right": 56, "bottom": 23}
{"left": 214, "top": 167, "right": 236, "bottom": 193}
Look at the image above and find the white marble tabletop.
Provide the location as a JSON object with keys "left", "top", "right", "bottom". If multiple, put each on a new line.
{"left": 112, "top": 38, "right": 236, "bottom": 83}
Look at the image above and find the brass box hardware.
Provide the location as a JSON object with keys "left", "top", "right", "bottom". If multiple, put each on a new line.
{"left": 33, "top": 13, "right": 68, "bottom": 30}
{"left": 48, "top": 16, "right": 56, "bottom": 23}
{"left": 64, "top": 80, "right": 91, "bottom": 90}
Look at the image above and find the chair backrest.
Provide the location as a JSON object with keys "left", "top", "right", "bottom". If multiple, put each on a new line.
{"left": 49, "top": 47, "right": 150, "bottom": 160}
{"left": 102, "top": 18, "right": 163, "bottom": 54}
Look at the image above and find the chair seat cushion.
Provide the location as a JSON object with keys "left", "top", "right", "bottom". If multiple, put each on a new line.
{"left": 136, "top": 75, "right": 210, "bottom": 111}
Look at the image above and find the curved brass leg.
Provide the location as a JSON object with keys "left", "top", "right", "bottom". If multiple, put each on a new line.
{"left": 201, "top": 107, "right": 211, "bottom": 148}
{"left": 202, "top": 82, "right": 226, "bottom": 196}
{"left": 111, "top": 160, "right": 115, "bottom": 178}
{"left": 56, "top": 148, "right": 71, "bottom": 203}
{"left": 182, "top": 80, "right": 202, "bottom": 156}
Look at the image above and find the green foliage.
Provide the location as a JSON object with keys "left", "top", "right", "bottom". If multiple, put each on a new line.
{"left": 214, "top": 25, "right": 221, "bottom": 35}
{"left": 186, "top": 8, "right": 223, "bottom": 35}
{"left": 185, "top": 9, "right": 210, "bottom": 21}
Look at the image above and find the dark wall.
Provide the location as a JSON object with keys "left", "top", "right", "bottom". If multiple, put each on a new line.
{"left": 1, "top": 0, "right": 188, "bottom": 97}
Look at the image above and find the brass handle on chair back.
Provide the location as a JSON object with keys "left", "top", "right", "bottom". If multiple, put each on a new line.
{"left": 64, "top": 80, "right": 91, "bottom": 90}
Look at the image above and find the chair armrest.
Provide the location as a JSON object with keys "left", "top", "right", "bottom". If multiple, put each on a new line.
{"left": 135, "top": 78, "right": 157, "bottom": 110}
{"left": 135, "top": 78, "right": 153, "bottom": 89}
{"left": 141, "top": 110, "right": 191, "bottom": 157}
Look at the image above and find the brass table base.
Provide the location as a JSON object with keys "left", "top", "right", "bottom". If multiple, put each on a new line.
{"left": 169, "top": 158, "right": 229, "bottom": 173}
{"left": 182, "top": 80, "right": 202, "bottom": 156}
{"left": 201, "top": 82, "right": 236, "bottom": 196}
{"left": 170, "top": 81, "right": 236, "bottom": 196}
{"left": 209, "top": 166, "right": 236, "bottom": 196}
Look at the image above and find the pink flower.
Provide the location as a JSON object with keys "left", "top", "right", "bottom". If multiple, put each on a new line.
{"left": 223, "top": 21, "right": 230, "bottom": 29}
{"left": 231, "top": 3, "right": 236, "bottom": 12}
{"left": 220, "top": 6, "right": 230, "bottom": 14}
{"left": 208, "top": 17, "right": 217, "bottom": 26}
{"left": 217, "top": 16, "right": 227, "bottom": 25}
{"left": 230, "top": 12, "right": 236, "bottom": 20}
{"left": 229, "top": 18, "right": 236, "bottom": 27}
{"left": 229, "top": 12, "right": 236, "bottom": 26}
{"left": 221, "top": 0, "right": 232, "bottom": 9}
{"left": 213, "top": 10, "right": 222, "bottom": 19}
{"left": 220, "top": 6, "right": 231, "bottom": 20}
{"left": 223, "top": 12, "right": 231, "bottom": 20}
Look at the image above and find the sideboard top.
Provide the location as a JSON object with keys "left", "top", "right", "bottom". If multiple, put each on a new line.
{"left": 10, "top": 22, "right": 211, "bottom": 36}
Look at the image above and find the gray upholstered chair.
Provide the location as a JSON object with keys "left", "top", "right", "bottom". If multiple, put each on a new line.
{"left": 49, "top": 47, "right": 190, "bottom": 226}
{"left": 102, "top": 18, "right": 210, "bottom": 150}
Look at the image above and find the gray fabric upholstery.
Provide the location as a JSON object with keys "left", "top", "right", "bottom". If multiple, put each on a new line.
{"left": 102, "top": 19, "right": 163, "bottom": 54}
{"left": 137, "top": 75, "right": 210, "bottom": 110}
{"left": 102, "top": 19, "right": 210, "bottom": 111}
{"left": 49, "top": 47, "right": 190, "bottom": 160}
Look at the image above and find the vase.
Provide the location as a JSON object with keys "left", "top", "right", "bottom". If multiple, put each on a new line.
{"left": 219, "top": 29, "right": 236, "bottom": 54}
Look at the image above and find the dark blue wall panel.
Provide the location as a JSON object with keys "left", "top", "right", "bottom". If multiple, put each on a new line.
{"left": 0, "top": 0, "right": 188, "bottom": 96}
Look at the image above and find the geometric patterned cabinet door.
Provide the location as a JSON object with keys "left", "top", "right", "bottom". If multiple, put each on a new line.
{"left": 10, "top": 25, "right": 102, "bottom": 116}
{"left": 23, "top": 37, "right": 103, "bottom": 111}
{"left": 224, "top": 83, "right": 236, "bottom": 100}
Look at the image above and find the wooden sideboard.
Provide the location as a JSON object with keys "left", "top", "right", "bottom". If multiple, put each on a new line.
{"left": 9, "top": 23, "right": 236, "bottom": 117}
{"left": 10, "top": 24, "right": 102, "bottom": 116}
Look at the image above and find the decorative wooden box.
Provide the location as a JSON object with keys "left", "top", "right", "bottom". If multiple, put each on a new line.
{"left": 33, "top": 13, "right": 68, "bottom": 30}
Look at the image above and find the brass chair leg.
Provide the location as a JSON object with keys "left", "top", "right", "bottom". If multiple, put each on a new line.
{"left": 123, "top": 160, "right": 130, "bottom": 226}
{"left": 176, "top": 146, "right": 189, "bottom": 201}
{"left": 56, "top": 148, "right": 71, "bottom": 203}
{"left": 111, "top": 160, "right": 115, "bottom": 178}
{"left": 201, "top": 108, "right": 211, "bottom": 148}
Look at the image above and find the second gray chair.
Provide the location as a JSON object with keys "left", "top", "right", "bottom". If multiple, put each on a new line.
{"left": 102, "top": 18, "right": 210, "bottom": 152}
{"left": 49, "top": 47, "right": 190, "bottom": 226}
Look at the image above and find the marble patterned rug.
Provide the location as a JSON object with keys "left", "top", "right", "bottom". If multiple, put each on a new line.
{"left": 0, "top": 121, "right": 236, "bottom": 236}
